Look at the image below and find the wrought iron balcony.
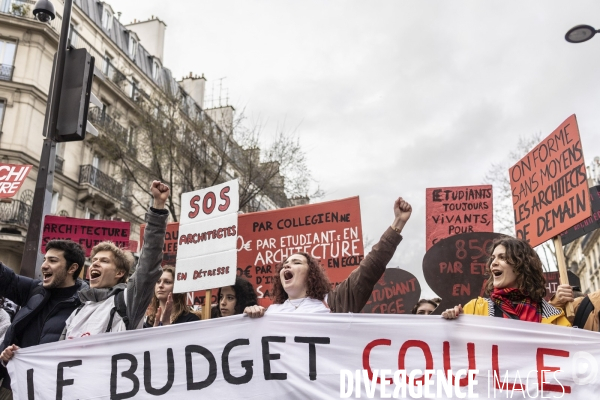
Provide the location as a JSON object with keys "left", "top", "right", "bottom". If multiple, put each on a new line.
{"left": 0, "top": 199, "right": 31, "bottom": 228}
{"left": 0, "top": 64, "right": 14, "bottom": 81}
{"left": 88, "top": 108, "right": 128, "bottom": 144}
{"left": 79, "top": 165, "right": 123, "bottom": 200}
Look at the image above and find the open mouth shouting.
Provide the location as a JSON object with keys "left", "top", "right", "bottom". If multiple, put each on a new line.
{"left": 42, "top": 271, "right": 53, "bottom": 284}
{"left": 283, "top": 269, "right": 294, "bottom": 283}
{"left": 89, "top": 269, "right": 102, "bottom": 285}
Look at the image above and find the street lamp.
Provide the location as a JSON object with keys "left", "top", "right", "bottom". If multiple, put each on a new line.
{"left": 565, "top": 24, "right": 600, "bottom": 43}
{"left": 20, "top": 0, "right": 97, "bottom": 278}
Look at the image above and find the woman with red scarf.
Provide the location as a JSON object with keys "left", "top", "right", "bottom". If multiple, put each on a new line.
{"left": 442, "top": 236, "right": 570, "bottom": 326}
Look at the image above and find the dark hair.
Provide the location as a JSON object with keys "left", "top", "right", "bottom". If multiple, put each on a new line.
{"left": 215, "top": 277, "right": 258, "bottom": 317}
{"left": 45, "top": 240, "right": 85, "bottom": 279}
{"left": 411, "top": 299, "right": 439, "bottom": 314}
{"left": 271, "top": 252, "right": 331, "bottom": 304}
{"left": 484, "top": 236, "right": 546, "bottom": 302}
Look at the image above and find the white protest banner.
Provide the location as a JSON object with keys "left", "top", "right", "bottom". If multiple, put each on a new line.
{"left": 175, "top": 180, "right": 239, "bottom": 293}
{"left": 0, "top": 163, "right": 32, "bottom": 198}
{"left": 9, "top": 314, "right": 600, "bottom": 399}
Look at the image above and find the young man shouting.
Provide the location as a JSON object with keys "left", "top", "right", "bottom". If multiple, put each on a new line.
{"left": 61, "top": 180, "right": 170, "bottom": 338}
{"left": 0, "top": 240, "right": 87, "bottom": 398}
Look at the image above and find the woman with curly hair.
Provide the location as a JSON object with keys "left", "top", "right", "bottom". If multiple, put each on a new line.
{"left": 244, "top": 197, "right": 412, "bottom": 316}
{"left": 145, "top": 266, "right": 200, "bottom": 327}
{"left": 213, "top": 277, "right": 258, "bottom": 317}
{"left": 441, "top": 237, "right": 570, "bottom": 326}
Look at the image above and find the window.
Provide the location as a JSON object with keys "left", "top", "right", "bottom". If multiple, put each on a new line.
{"left": 85, "top": 208, "right": 97, "bottom": 220}
{"left": 128, "top": 34, "right": 137, "bottom": 59}
{"left": 152, "top": 58, "right": 161, "bottom": 80}
{"left": 126, "top": 126, "right": 136, "bottom": 147}
{"left": 129, "top": 78, "right": 140, "bottom": 101}
{"left": 0, "top": 100, "right": 5, "bottom": 133}
{"left": 0, "top": 39, "right": 16, "bottom": 81}
{"left": 102, "top": 53, "right": 113, "bottom": 76}
{"left": 51, "top": 191, "right": 59, "bottom": 214}
{"left": 68, "top": 23, "right": 79, "bottom": 47}
{"left": 102, "top": 7, "right": 113, "bottom": 32}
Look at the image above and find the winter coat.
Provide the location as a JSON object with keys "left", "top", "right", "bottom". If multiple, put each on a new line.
{"left": 572, "top": 291, "right": 600, "bottom": 331}
{"left": 0, "top": 263, "right": 87, "bottom": 349}
{"left": 326, "top": 227, "right": 403, "bottom": 313}
{"left": 61, "top": 208, "right": 167, "bottom": 339}
{"left": 463, "top": 297, "right": 571, "bottom": 326}
{"left": 0, "top": 263, "right": 87, "bottom": 388}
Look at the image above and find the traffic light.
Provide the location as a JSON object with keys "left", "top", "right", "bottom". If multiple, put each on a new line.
{"left": 55, "top": 47, "right": 101, "bottom": 142}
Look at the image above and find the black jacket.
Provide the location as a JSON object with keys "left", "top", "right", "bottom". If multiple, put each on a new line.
{"left": 0, "top": 262, "right": 87, "bottom": 385}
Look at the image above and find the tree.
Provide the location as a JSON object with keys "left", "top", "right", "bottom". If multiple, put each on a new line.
{"left": 483, "top": 132, "right": 556, "bottom": 271}
{"left": 95, "top": 91, "right": 320, "bottom": 221}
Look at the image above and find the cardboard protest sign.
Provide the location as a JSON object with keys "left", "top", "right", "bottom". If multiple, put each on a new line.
{"left": 0, "top": 163, "right": 32, "bottom": 198}
{"left": 559, "top": 185, "right": 600, "bottom": 245}
{"left": 361, "top": 268, "right": 421, "bottom": 314}
{"left": 237, "top": 197, "right": 363, "bottom": 306}
{"left": 426, "top": 185, "right": 493, "bottom": 251}
{"left": 510, "top": 115, "right": 591, "bottom": 247}
{"left": 423, "top": 231, "right": 505, "bottom": 315}
{"left": 174, "top": 180, "right": 239, "bottom": 293}
{"left": 543, "top": 270, "right": 581, "bottom": 301}
{"left": 10, "top": 314, "right": 600, "bottom": 399}
{"left": 42, "top": 216, "right": 130, "bottom": 256}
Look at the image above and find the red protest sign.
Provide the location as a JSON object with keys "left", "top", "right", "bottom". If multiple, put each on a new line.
{"left": 140, "top": 222, "right": 179, "bottom": 265}
{"left": 559, "top": 185, "right": 600, "bottom": 245}
{"left": 142, "top": 198, "right": 364, "bottom": 307}
{"left": 426, "top": 185, "right": 493, "bottom": 251}
{"left": 42, "top": 216, "right": 130, "bottom": 256}
{"left": 510, "top": 115, "right": 591, "bottom": 247}
{"left": 361, "top": 268, "right": 421, "bottom": 314}
{"left": 0, "top": 164, "right": 32, "bottom": 198}
{"left": 423, "top": 231, "right": 505, "bottom": 315}
{"left": 238, "top": 197, "right": 364, "bottom": 306}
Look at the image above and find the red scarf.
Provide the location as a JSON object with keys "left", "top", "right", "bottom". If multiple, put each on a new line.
{"left": 490, "top": 288, "right": 541, "bottom": 323}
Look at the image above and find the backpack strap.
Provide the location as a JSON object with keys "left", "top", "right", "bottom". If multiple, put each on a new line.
{"left": 573, "top": 296, "right": 594, "bottom": 329}
{"left": 105, "top": 290, "right": 129, "bottom": 333}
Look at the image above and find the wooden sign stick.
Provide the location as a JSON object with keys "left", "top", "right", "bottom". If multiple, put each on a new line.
{"left": 553, "top": 235, "right": 574, "bottom": 317}
{"left": 203, "top": 289, "right": 212, "bottom": 320}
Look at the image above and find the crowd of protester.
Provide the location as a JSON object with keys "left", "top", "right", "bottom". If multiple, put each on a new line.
{"left": 0, "top": 184, "right": 598, "bottom": 398}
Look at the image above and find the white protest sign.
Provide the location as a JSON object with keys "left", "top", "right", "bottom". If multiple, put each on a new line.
{"left": 175, "top": 180, "right": 238, "bottom": 293}
{"left": 8, "top": 314, "right": 600, "bottom": 399}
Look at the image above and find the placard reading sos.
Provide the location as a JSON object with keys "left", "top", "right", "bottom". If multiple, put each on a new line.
{"left": 180, "top": 180, "right": 239, "bottom": 223}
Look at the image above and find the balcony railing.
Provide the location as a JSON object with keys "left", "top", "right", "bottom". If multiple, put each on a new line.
{"left": 88, "top": 108, "right": 128, "bottom": 143}
{"left": 0, "top": 199, "right": 31, "bottom": 228}
{"left": 79, "top": 165, "right": 123, "bottom": 200}
{"left": 0, "top": 64, "right": 14, "bottom": 81}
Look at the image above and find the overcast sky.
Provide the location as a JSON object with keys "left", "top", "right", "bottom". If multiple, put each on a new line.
{"left": 111, "top": 0, "right": 600, "bottom": 298}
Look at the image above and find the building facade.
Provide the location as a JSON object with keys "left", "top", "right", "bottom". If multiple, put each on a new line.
{"left": 565, "top": 156, "right": 600, "bottom": 294}
{"left": 0, "top": 0, "right": 289, "bottom": 272}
